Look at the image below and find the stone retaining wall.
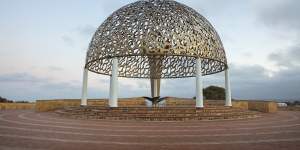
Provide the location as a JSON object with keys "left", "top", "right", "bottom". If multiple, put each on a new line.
{"left": 232, "top": 101, "right": 249, "bottom": 110}
{"left": 165, "top": 99, "right": 277, "bottom": 112}
{"left": 165, "top": 98, "right": 195, "bottom": 106}
{"left": 0, "top": 103, "right": 35, "bottom": 110}
{"left": 232, "top": 100, "right": 277, "bottom": 113}
{"left": 35, "top": 97, "right": 145, "bottom": 112}
{"left": 248, "top": 101, "right": 277, "bottom": 113}
{"left": 57, "top": 106, "right": 260, "bottom": 121}
{"left": 165, "top": 98, "right": 225, "bottom": 106}
{"left": 34, "top": 97, "right": 277, "bottom": 113}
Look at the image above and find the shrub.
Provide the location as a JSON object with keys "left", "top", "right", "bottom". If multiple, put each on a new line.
{"left": 203, "top": 86, "right": 225, "bottom": 100}
{"left": 0, "top": 96, "right": 13, "bottom": 103}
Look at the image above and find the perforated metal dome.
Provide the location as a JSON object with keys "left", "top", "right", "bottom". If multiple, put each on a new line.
{"left": 85, "top": 0, "right": 227, "bottom": 79}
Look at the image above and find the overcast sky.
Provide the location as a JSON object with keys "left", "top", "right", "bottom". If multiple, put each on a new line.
{"left": 0, "top": 0, "right": 299, "bottom": 101}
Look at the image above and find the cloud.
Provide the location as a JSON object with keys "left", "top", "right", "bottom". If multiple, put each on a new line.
{"left": 0, "top": 72, "right": 81, "bottom": 101}
{"left": 47, "top": 66, "right": 64, "bottom": 71}
{"left": 0, "top": 72, "right": 148, "bottom": 101}
{"left": 230, "top": 43, "right": 300, "bottom": 100}
{"left": 232, "top": 65, "right": 300, "bottom": 100}
{"left": 61, "top": 35, "right": 75, "bottom": 46}
{"left": 268, "top": 44, "right": 300, "bottom": 67}
{"left": 98, "top": 0, "right": 135, "bottom": 16}
{"left": 161, "top": 58, "right": 300, "bottom": 100}
{"left": 76, "top": 25, "right": 96, "bottom": 37}
{"left": 118, "top": 78, "right": 149, "bottom": 97}
{"left": 61, "top": 24, "right": 96, "bottom": 48}
{"left": 0, "top": 73, "right": 43, "bottom": 83}
{"left": 259, "top": 0, "right": 300, "bottom": 32}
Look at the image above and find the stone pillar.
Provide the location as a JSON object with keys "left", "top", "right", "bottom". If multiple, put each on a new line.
{"left": 109, "top": 57, "right": 118, "bottom": 107}
{"left": 225, "top": 68, "right": 232, "bottom": 106}
{"left": 196, "top": 58, "right": 204, "bottom": 108}
{"left": 81, "top": 68, "right": 88, "bottom": 106}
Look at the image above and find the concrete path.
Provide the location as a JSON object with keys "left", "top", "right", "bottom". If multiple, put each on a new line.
{"left": 0, "top": 110, "right": 299, "bottom": 150}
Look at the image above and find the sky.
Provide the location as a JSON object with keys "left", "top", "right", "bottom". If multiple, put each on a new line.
{"left": 0, "top": 0, "right": 299, "bottom": 101}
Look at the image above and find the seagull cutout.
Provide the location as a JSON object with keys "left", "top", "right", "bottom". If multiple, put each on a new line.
{"left": 143, "top": 96, "right": 168, "bottom": 107}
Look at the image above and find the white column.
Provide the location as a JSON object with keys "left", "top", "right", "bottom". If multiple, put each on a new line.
{"left": 81, "top": 68, "right": 88, "bottom": 106}
{"left": 196, "top": 58, "right": 204, "bottom": 108}
{"left": 225, "top": 68, "right": 232, "bottom": 106}
{"left": 109, "top": 58, "right": 118, "bottom": 107}
{"left": 151, "top": 79, "right": 160, "bottom": 97}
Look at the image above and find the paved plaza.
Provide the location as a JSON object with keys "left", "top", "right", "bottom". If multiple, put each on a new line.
{"left": 0, "top": 110, "right": 299, "bottom": 150}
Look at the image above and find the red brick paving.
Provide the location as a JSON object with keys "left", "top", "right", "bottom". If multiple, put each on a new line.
{"left": 0, "top": 110, "right": 299, "bottom": 150}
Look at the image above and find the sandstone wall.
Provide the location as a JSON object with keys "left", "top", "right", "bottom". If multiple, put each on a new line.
{"left": 232, "top": 101, "right": 249, "bottom": 110}
{"left": 166, "top": 98, "right": 276, "bottom": 113}
{"left": 34, "top": 97, "right": 277, "bottom": 113}
{"left": 165, "top": 97, "right": 195, "bottom": 106}
{"left": 165, "top": 98, "right": 225, "bottom": 107}
{"left": 0, "top": 103, "right": 35, "bottom": 110}
{"left": 248, "top": 101, "right": 277, "bottom": 113}
{"left": 35, "top": 97, "right": 145, "bottom": 112}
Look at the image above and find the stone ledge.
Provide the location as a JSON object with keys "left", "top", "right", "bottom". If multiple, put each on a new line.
{"left": 0, "top": 103, "right": 35, "bottom": 110}
{"left": 34, "top": 98, "right": 278, "bottom": 113}
{"left": 35, "top": 98, "right": 145, "bottom": 112}
{"left": 56, "top": 106, "right": 260, "bottom": 121}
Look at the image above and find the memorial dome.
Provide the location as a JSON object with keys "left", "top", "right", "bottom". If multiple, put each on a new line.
{"left": 85, "top": 0, "right": 227, "bottom": 78}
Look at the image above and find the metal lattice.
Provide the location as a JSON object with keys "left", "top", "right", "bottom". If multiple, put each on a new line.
{"left": 86, "top": 0, "right": 227, "bottom": 79}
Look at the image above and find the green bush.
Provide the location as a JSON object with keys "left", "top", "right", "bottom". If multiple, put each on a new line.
{"left": 203, "top": 86, "right": 225, "bottom": 100}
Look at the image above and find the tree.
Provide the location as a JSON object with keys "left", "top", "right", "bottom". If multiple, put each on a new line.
{"left": 203, "top": 86, "right": 225, "bottom": 100}
{"left": 0, "top": 96, "right": 13, "bottom": 103}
